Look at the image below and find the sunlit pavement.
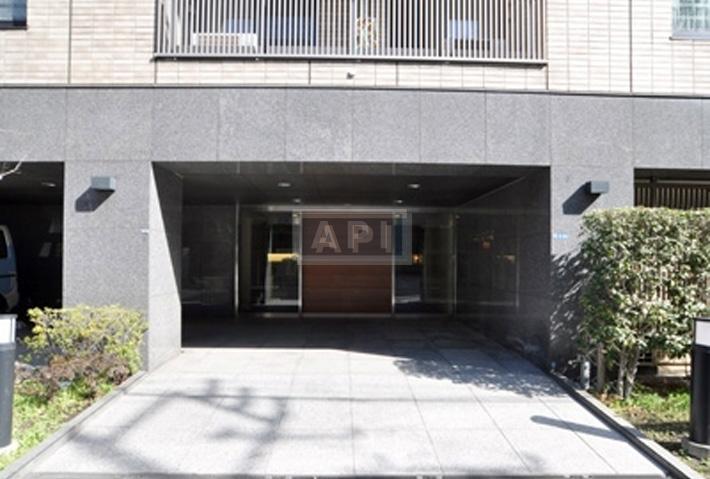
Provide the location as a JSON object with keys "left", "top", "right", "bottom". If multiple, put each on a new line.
{"left": 29, "top": 319, "right": 664, "bottom": 477}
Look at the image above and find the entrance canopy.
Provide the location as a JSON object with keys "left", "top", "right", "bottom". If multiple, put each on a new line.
{"left": 169, "top": 162, "right": 550, "bottom": 357}
{"left": 163, "top": 162, "right": 541, "bottom": 207}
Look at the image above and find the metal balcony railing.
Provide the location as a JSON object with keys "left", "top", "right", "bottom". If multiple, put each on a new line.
{"left": 155, "top": 0, "right": 546, "bottom": 63}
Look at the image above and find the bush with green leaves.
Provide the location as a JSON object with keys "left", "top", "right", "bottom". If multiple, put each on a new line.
{"left": 580, "top": 208, "right": 709, "bottom": 399}
{"left": 20, "top": 305, "right": 147, "bottom": 400}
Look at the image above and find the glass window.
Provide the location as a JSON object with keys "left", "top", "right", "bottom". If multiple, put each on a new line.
{"left": 395, "top": 213, "right": 454, "bottom": 314}
{"left": 673, "top": 0, "right": 710, "bottom": 38}
{"left": 263, "top": 0, "right": 317, "bottom": 48}
{"left": 181, "top": 206, "right": 236, "bottom": 314}
{"left": 0, "top": 0, "right": 26, "bottom": 28}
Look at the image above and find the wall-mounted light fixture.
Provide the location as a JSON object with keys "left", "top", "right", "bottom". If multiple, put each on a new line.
{"left": 91, "top": 176, "right": 117, "bottom": 192}
{"left": 587, "top": 181, "right": 610, "bottom": 195}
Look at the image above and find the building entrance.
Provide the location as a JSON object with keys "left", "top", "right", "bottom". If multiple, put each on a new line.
{"left": 238, "top": 207, "right": 454, "bottom": 316}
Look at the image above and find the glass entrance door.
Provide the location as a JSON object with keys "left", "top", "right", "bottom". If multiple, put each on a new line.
{"left": 239, "top": 209, "right": 300, "bottom": 313}
{"left": 395, "top": 212, "right": 455, "bottom": 314}
{"left": 238, "top": 208, "right": 456, "bottom": 316}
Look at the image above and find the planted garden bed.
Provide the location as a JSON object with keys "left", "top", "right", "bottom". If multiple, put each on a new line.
{"left": 0, "top": 306, "right": 145, "bottom": 472}
{"left": 601, "top": 383, "right": 710, "bottom": 478}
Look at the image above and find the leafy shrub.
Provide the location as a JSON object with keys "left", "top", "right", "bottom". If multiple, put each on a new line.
{"left": 580, "top": 208, "right": 709, "bottom": 399}
{"left": 20, "top": 305, "right": 147, "bottom": 400}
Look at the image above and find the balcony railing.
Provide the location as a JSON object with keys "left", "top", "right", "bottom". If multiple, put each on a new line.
{"left": 155, "top": 0, "right": 546, "bottom": 63}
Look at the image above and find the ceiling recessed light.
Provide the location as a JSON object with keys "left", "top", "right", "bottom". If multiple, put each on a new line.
{"left": 277, "top": 181, "right": 292, "bottom": 188}
{"left": 41, "top": 181, "right": 57, "bottom": 188}
{"left": 395, "top": 199, "right": 404, "bottom": 205}
{"left": 292, "top": 198, "right": 302, "bottom": 204}
{"left": 407, "top": 183, "right": 421, "bottom": 190}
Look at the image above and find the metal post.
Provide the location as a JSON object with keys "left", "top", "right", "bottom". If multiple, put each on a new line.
{"left": 595, "top": 345, "right": 606, "bottom": 394}
{"left": 580, "top": 357, "right": 591, "bottom": 391}
{"left": 0, "top": 314, "right": 16, "bottom": 451}
{"left": 683, "top": 317, "right": 710, "bottom": 460}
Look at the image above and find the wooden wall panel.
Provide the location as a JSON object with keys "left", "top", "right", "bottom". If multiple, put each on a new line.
{"left": 303, "top": 264, "right": 391, "bottom": 313}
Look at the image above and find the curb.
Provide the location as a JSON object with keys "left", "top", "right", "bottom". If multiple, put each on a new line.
{"left": 549, "top": 372, "right": 705, "bottom": 479}
{"left": 0, "top": 371, "right": 147, "bottom": 479}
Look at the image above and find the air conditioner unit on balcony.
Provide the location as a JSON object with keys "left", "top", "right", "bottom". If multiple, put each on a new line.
{"left": 192, "top": 32, "right": 259, "bottom": 52}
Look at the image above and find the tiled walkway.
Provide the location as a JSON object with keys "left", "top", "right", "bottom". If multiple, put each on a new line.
{"left": 30, "top": 319, "right": 665, "bottom": 477}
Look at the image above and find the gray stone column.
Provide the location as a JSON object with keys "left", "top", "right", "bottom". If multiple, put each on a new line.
{"left": 63, "top": 162, "right": 182, "bottom": 370}
{"left": 546, "top": 94, "right": 636, "bottom": 370}
{"left": 147, "top": 165, "right": 183, "bottom": 368}
{"left": 548, "top": 165, "right": 634, "bottom": 370}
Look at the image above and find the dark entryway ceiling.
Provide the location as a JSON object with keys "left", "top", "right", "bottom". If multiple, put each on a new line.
{"left": 163, "top": 162, "right": 543, "bottom": 207}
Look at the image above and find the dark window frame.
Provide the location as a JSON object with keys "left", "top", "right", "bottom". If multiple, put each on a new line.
{"left": 0, "top": 0, "right": 27, "bottom": 30}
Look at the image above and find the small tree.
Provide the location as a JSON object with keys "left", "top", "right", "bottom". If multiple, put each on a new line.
{"left": 580, "top": 208, "right": 709, "bottom": 399}
{"left": 0, "top": 128, "right": 26, "bottom": 180}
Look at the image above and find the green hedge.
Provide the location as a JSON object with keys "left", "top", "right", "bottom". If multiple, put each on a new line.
{"left": 580, "top": 207, "right": 709, "bottom": 399}
{"left": 20, "top": 305, "right": 147, "bottom": 400}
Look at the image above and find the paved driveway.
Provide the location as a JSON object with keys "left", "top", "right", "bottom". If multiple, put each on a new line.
{"left": 29, "top": 319, "right": 664, "bottom": 477}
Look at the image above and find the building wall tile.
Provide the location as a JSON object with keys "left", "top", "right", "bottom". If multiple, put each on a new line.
{"left": 352, "top": 90, "right": 419, "bottom": 162}
{"left": 2, "top": 0, "right": 710, "bottom": 94}
{"left": 633, "top": 98, "right": 703, "bottom": 168}
{"left": 420, "top": 91, "right": 485, "bottom": 163}
{"left": 69, "top": 0, "right": 155, "bottom": 84}
{"left": 285, "top": 89, "right": 352, "bottom": 161}
{"left": 0, "top": 0, "right": 70, "bottom": 84}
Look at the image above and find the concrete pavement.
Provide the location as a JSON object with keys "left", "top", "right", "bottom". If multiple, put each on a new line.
{"left": 27, "top": 319, "right": 665, "bottom": 477}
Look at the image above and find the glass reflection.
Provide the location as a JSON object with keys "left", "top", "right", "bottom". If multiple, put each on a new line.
{"left": 239, "top": 210, "right": 300, "bottom": 312}
{"left": 182, "top": 205, "right": 236, "bottom": 315}
{"left": 456, "top": 211, "right": 519, "bottom": 314}
{"left": 395, "top": 212, "right": 454, "bottom": 314}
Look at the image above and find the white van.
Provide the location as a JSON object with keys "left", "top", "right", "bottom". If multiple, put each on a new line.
{"left": 0, "top": 226, "right": 19, "bottom": 313}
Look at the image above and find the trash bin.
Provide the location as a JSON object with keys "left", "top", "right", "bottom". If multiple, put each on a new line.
{"left": 684, "top": 317, "right": 710, "bottom": 460}
{"left": 0, "top": 314, "right": 16, "bottom": 450}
